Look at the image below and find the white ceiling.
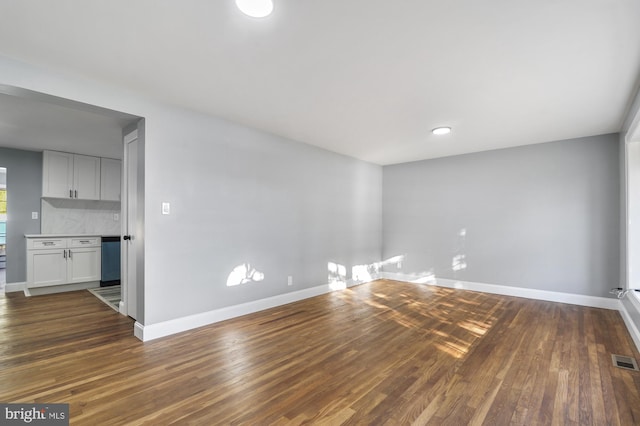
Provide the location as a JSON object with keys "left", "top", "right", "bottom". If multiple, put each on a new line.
{"left": 0, "top": 92, "right": 135, "bottom": 159}
{"left": 0, "top": 0, "right": 639, "bottom": 165}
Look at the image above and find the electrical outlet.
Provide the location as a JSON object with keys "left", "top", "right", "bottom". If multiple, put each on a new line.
{"left": 113, "top": 213, "right": 120, "bottom": 221}
{"left": 288, "top": 276, "right": 293, "bottom": 286}
{"left": 31, "top": 212, "right": 38, "bottom": 220}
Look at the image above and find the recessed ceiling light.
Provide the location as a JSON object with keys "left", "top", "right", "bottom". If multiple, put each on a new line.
{"left": 432, "top": 127, "right": 451, "bottom": 135}
{"left": 235, "top": 0, "right": 274, "bottom": 18}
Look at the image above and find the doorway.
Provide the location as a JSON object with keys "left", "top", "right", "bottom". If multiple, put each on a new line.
{"left": 0, "top": 85, "right": 144, "bottom": 338}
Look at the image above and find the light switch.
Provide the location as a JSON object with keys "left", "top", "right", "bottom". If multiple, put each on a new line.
{"left": 162, "top": 202, "right": 170, "bottom": 215}
{"left": 31, "top": 212, "right": 38, "bottom": 220}
{"left": 113, "top": 213, "right": 119, "bottom": 221}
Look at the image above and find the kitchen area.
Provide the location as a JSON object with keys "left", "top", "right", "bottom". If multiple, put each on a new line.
{"left": 0, "top": 89, "right": 141, "bottom": 318}
{"left": 25, "top": 150, "right": 122, "bottom": 310}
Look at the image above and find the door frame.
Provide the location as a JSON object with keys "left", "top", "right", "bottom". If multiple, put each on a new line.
{"left": 121, "top": 125, "right": 144, "bottom": 322}
{"left": 624, "top": 102, "right": 640, "bottom": 310}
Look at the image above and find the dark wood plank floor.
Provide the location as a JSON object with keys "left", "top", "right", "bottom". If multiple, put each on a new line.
{"left": 1, "top": 280, "right": 640, "bottom": 425}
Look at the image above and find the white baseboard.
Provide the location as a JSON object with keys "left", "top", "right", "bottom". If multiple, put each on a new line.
{"left": 135, "top": 278, "right": 372, "bottom": 342}
{"left": 4, "top": 281, "right": 26, "bottom": 293}
{"left": 378, "top": 271, "right": 435, "bottom": 283}
{"left": 132, "top": 273, "right": 632, "bottom": 346}
{"left": 619, "top": 292, "right": 640, "bottom": 352}
{"left": 381, "top": 272, "right": 621, "bottom": 310}
{"left": 619, "top": 298, "right": 640, "bottom": 353}
{"left": 134, "top": 322, "right": 144, "bottom": 340}
{"left": 26, "top": 281, "right": 100, "bottom": 296}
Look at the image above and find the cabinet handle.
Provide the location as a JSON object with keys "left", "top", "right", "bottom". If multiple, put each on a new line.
{"left": 63, "top": 250, "right": 67, "bottom": 259}
{"left": 69, "top": 250, "right": 72, "bottom": 259}
{"left": 69, "top": 189, "right": 73, "bottom": 198}
{"left": 80, "top": 240, "right": 91, "bottom": 243}
{"left": 74, "top": 190, "right": 78, "bottom": 198}
{"left": 43, "top": 241, "right": 54, "bottom": 246}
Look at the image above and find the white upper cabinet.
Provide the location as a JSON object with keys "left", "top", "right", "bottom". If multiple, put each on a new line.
{"left": 73, "top": 154, "right": 101, "bottom": 200}
{"left": 42, "top": 151, "right": 74, "bottom": 198}
{"left": 42, "top": 150, "right": 101, "bottom": 200}
{"left": 100, "top": 158, "right": 122, "bottom": 201}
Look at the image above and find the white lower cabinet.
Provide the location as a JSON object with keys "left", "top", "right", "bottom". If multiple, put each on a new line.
{"left": 27, "top": 237, "right": 101, "bottom": 289}
{"left": 29, "top": 249, "right": 68, "bottom": 288}
{"left": 67, "top": 247, "right": 101, "bottom": 283}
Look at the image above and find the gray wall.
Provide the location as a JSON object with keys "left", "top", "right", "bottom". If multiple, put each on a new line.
{"left": 383, "top": 134, "right": 620, "bottom": 297}
{"left": 144, "top": 108, "right": 383, "bottom": 324}
{"left": 0, "top": 147, "right": 42, "bottom": 283}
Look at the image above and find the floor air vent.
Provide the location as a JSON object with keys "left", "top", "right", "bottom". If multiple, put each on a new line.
{"left": 611, "top": 354, "right": 640, "bottom": 371}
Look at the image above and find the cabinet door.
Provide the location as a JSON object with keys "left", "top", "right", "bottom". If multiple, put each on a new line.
{"left": 100, "top": 158, "right": 122, "bottom": 201}
{"left": 68, "top": 247, "right": 101, "bottom": 283}
{"left": 42, "top": 151, "right": 74, "bottom": 198}
{"left": 27, "top": 249, "right": 68, "bottom": 288}
{"left": 73, "top": 155, "right": 101, "bottom": 200}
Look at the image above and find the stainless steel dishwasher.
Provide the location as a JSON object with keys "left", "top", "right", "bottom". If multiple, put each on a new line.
{"left": 100, "top": 236, "right": 121, "bottom": 286}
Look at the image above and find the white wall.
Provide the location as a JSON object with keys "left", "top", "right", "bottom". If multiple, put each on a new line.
{"left": 0, "top": 55, "right": 382, "bottom": 325}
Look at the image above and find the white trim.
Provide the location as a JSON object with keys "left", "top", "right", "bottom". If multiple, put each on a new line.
{"left": 119, "top": 300, "right": 126, "bottom": 315}
{"left": 627, "top": 113, "right": 640, "bottom": 145}
{"left": 132, "top": 273, "right": 627, "bottom": 342}
{"left": 625, "top": 140, "right": 630, "bottom": 290}
{"left": 378, "top": 271, "right": 436, "bottom": 283}
{"left": 4, "top": 281, "right": 26, "bottom": 293}
{"left": 619, "top": 298, "right": 640, "bottom": 352}
{"left": 123, "top": 129, "right": 138, "bottom": 145}
{"left": 26, "top": 281, "right": 100, "bottom": 296}
{"left": 382, "top": 272, "right": 620, "bottom": 310}
{"left": 630, "top": 290, "right": 640, "bottom": 312}
{"left": 134, "top": 279, "right": 372, "bottom": 342}
{"left": 134, "top": 322, "right": 144, "bottom": 340}
{"left": 436, "top": 277, "right": 620, "bottom": 310}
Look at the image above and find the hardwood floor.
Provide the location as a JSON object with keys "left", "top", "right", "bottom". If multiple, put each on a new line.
{"left": 1, "top": 280, "right": 640, "bottom": 425}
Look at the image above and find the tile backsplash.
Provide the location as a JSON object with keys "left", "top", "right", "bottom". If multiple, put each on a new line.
{"left": 41, "top": 198, "right": 121, "bottom": 235}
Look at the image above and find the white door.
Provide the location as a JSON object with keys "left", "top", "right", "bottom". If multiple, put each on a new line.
{"left": 42, "top": 151, "right": 74, "bottom": 198}
{"left": 73, "top": 154, "right": 101, "bottom": 200}
{"left": 67, "top": 247, "right": 101, "bottom": 283}
{"left": 28, "top": 249, "right": 67, "bottom": 288}
{"left": 100, "top": 158, "right": 122, "bottom": 201}
{"left": 123, "top": 128, "right": 143, "bottom": 321}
